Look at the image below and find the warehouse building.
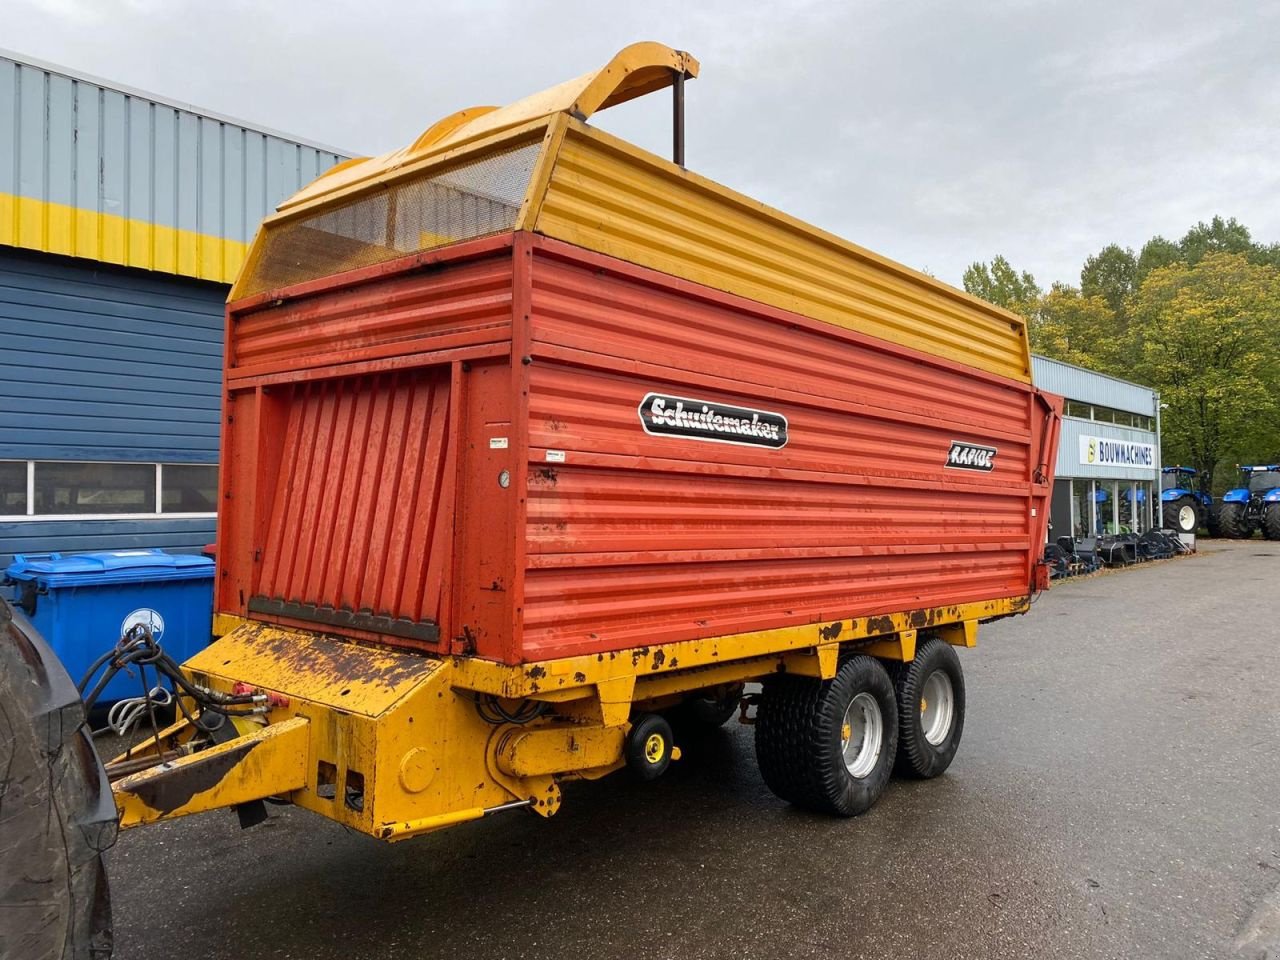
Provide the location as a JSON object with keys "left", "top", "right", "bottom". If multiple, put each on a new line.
{"left": 1032, "top": 355, "right": 1161, "bottom": 541}
{"left": 0, "top": 50, "right": 349, "bottom": 566}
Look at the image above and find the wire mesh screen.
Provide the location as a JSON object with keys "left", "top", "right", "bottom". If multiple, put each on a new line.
{"left": 237, "top": 140, "right": 542, "bottom": 298}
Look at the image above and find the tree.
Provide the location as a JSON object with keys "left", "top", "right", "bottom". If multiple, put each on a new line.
{"left": 1080, "top": 244, "right": 1138, "bottom": 319}
{"left": 962, "top": 255, "right": 1041, "bottom": 319}
{"left": 1126, "top": 252, "right": 1280, "bottom": 485}
{"left": 1030, "top": 284, "right": 1122, "bottom": 370}
{"left": 1178, "top": 216, "right": 1254, "bottom": 265}
{"left": 1137, "top": 236, "right": 1182, "bottom": 281}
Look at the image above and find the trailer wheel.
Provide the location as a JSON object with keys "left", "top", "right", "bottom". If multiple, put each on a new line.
{"left": 755, "top": 656, "right": 897, "bottom": 816}
{"left": 1, "top": 599, "right": 117, "bottom": 960}
{"left": 1263, "top": 504, "right": 1280, "bottom": 541}
{"left": 626, "top": 713, "right": 676, "bottom": 781}
{"left": 891, "top": 637, "right": 966, "bottom": 779}
{"left": 1218, "top": 503, "right": 1251, "bottom": 539}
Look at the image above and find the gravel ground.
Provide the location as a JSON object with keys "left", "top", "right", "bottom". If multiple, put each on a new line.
{"left": 105, "top": 539, "right": 1280, "bottom": 959}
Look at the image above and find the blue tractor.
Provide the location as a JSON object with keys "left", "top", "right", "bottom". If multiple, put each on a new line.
{"left": 1218, "top": 464, "right": 1280, "bottom": 540}
{"left": 1160, "top": 466, "right": 1212, "bottom": 535}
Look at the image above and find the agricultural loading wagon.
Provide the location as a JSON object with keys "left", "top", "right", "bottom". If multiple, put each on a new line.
{"left": 0, "top": 44, "right": 1063, "bottom": 958}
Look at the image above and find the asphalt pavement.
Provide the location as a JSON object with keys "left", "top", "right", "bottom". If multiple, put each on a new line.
{"left": 106, "top": 539, "right": 1280, "bottom": 959}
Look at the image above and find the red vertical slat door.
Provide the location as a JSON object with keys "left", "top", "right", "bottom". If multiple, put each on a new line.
{"left": 249, "top": 368, "right": 453, "bottom": 649}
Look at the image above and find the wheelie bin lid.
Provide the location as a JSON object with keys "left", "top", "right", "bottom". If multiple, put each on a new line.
{"left": 4, "top": 549, "right": 214, "bottom": 588}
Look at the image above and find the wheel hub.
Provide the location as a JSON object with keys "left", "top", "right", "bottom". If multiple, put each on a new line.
{"left": 840, "top": 692, "right": 884, "bottom": 779}
{"left": 920, "top": 670, "right": 955, "bottom": 746}
{"left": 643, "top": 732, "right": 666, "bottom": 764}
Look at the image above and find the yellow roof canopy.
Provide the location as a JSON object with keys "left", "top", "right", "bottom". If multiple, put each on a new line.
{"left": 279, "top": 42, "right": 698, "bottom": 214}
{"left": 239, "top": 42, "right": 1032, "bottom": 383}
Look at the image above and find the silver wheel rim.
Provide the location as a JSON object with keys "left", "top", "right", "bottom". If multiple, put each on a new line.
{"left": 920, "top": 671, "right": 955, "bottom": 746}
{"left": 1178, "top": 505, "right": 1196, "bottom": 530}
{"left": 840, "top": 692, "right": 884, "bottom": 779}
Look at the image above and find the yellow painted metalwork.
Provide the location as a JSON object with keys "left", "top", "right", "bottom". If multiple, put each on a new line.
{"left": 496, "top": 724, "right": 627, "bottom": 778}
{"left": 937, "top": 619, "right": 980, "bottom": 647}
{"left": 184, "top": 622, "right": 441, "bottom": 719}
{"left": 115, "top": 716, "right": 309, "bottom": 828}
{"left": 377, "top": 807, "right": 488, "bottom": 841}
{"left": 108, "top": 598, "right": 1013, "bottom": 841}
{"left": 212, "top": 613, "right": 248, "bottom": 638}
{"left": 862, "top": 629, "right": 919, "bottom": 662}
{"left": 781, "top": 642, "right": 841, "bottom": 678}
{"left": 277, "top": 42, "right": 698, "bottom": 216}
{"left": 532, "top": 120, "right": 1031, "bottom": 381}
{"left": 453, "top": 598, "right": 1019, "bottom": 701}
{"left": 0, "top": 192, "right": 249, "bottom": 283}
{"left": 134, "top": 621, "right": 565, "bottom": 840}
{"left": 241, "top": 42, "right": 1029, "bottom": 381}
{"left": 517, "top": 114, "right": 571, "bottom": 228}
{"left": 633, "top": 659, "right": 765, "bottom": 706}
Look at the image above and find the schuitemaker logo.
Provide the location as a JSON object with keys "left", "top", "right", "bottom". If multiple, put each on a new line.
{"left": 639, "top": 393, "right": 788, "bottom": 449}
{"left": 946, "top": 441, "right": 997, "bottom": 472}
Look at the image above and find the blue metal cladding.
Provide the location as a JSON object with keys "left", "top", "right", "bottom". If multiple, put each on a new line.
{"left": 0, "top": 517, "right": 215, "bottom": 576}
{"left": 0, "top": 246, "right": 224, "bottom": 567}
{"left": 0, "top": 50, "right": 351, "bottom": 282}
{"left": 0, "top": 247, "right": 224, "bottom": 461}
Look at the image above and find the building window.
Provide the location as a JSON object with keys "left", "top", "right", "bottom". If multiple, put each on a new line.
{"left": 1061, "top": 400, "right": 1155, "bottom": 431}
{"left": 6, "top": 461, "right": 217, "bottom": 520}
{"left": 161, "top": 464, "right": 220, "bottom": 513}
{"left": 0, "top": 460, "right": 27, "bottom": 516}
{"left": 35, "top": 461, "right": 156, "bottom": 515}
{"left": 1064, "top": 400, "right": 1092, "bottom": 419}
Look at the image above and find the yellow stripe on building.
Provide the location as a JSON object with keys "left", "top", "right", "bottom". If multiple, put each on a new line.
{"left": 0, "top": 192, "right": 248, "bottom": 286}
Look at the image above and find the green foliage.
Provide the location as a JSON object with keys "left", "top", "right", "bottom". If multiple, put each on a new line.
{"left": 1137, "top": 236, "right": 1181, "bottom": 281}
{"left": 1031, "top": 284, "right": 1121, "bottom": 369}
{"left": 962, "top": 256, "right": 1041, "bottom": 319}
{"left": 964, "top": 220, "right": 1280, "bottom": 487}
{"left": 1126, "top": 253, "right": 1280, "bottom": 484}
{"left": 1080, "top": 244, "right": 1137, "bottom": 319}
{"left": 1178, "top": 216, "right": 1254, "bottom": 265}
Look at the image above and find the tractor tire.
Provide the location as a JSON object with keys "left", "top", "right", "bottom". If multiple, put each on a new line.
{"left": 891, "top": 638, "right": 966, "bottom": 780}
{"left": 755, "top": 655, "right": 897, "bottom": 817}
{"left": 1264, "top": 504, "right": 1280, "bottom": 541}
{"left": 0, "top": 599, "right": 116, "bottom": 960}
{"left": 1205, "top": 503, "right": 1222, "bottom": 538}
{"left": 1217, "top": 503, "right": 1252, "bottom": 540}
{"left": 1162, "top": 496, "right": 1199, "bottom": 534}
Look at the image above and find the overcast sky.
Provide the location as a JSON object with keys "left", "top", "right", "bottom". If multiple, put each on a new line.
{"left": 7, "top": 0, "right": 1278, "bottom": 288}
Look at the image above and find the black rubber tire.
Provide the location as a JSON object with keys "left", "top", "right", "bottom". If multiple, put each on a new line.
{"left": 0, "top": 598, "right": 117, "bottom": 960}
{"left": 755, "top": 655, "right": 898, "bottom": 817}
{"left": 1263, "top": 504, "right": 1280, "bottom": 541}
{"left": 1205, "top": 503, "right": 1222, "bottom": 538}
{"left": 891, "top": 638, "right": 966, "bottom": 779}
{"left": 669, "top": 686, "right": 743, "bottom": 729}
{"left": 625, "top": 713, "right": 675, "bottom": 781}
{"left": 1162, "top": 496, "right": 1199, "bottom": 534}
{"left": 1218, "top": 503, "right": 1252, "bottom": 539}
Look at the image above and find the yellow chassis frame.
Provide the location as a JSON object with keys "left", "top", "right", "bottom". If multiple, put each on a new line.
{"left": 110, "top": 596, "right": 1024, "bottom": 841}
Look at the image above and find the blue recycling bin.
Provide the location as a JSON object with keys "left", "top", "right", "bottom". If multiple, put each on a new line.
{"left": 4, "top": 549, "right": 215, "bottom": 704}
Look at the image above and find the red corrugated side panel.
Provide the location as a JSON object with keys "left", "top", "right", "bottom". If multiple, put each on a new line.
{"left": 215, "top": 231, "right": 1059, "bottom": 663}
{"left": 521, "top": 236, "right": 1060, "bottom": 661}
{"left": 216, "top": 236, "right": 516, "bottom": 649}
